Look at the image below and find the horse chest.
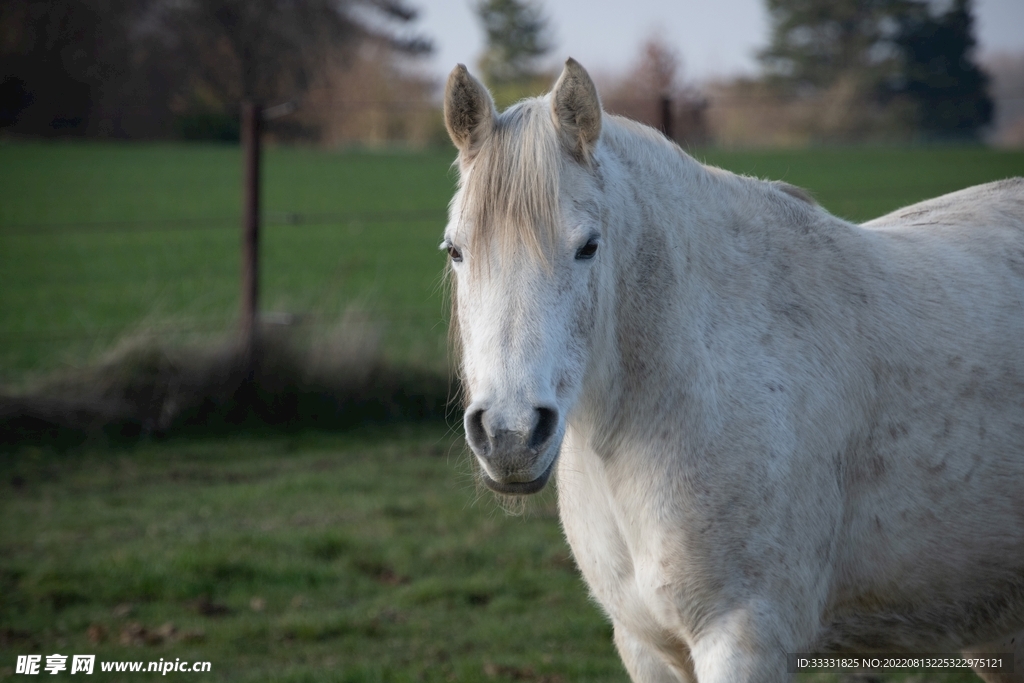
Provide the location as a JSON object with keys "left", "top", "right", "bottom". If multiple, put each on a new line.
{"left": 557, "top": 439, "right": 693, "bottom": 642}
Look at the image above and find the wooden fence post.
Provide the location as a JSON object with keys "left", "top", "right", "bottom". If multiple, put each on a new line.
{"left": 660, "top": 95, "right": 673, "bottom": 141}
{"left": 241, "top": 101, "right": 262, "bottom": 359}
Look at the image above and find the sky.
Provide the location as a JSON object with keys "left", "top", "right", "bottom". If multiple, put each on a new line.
{"left": 411, "top": 0, "right": 1024, "bottom": 86}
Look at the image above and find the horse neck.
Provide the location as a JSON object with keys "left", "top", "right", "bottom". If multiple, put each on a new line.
{"left": 578, "top": 120, "right": 829, "bottom": 442}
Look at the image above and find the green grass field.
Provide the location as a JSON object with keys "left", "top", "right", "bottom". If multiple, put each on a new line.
{"left": 2, "top": 142, "right": 1023, "bottom": 383}
{"left": 0, "top": 429, "right": 983, "bottom": 683}
{"left": 0, "top": 426, "right": 629, "bottom": 682}
{"left": 2, "top": 141, "right": 1023, "bottom": 681}
{"left": 0, "top": 143, "right": 459, "bottom": 382}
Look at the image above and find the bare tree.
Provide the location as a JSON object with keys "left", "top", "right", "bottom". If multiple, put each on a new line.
{"left": 601, "top": 36, "right": 708, "bottom": 146}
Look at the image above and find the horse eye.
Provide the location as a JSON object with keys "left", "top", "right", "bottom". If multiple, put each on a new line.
{"left": 575, "top": 238, "right": 599, "bottom": 260}
{"left": 447, "top": 244, "right": 463, "bottom": 262}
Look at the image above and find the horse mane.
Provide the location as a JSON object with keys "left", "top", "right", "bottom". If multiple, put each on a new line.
{"left": 453, "top": 99, "right": 562, "bottom": 266}
{"left": 452, "top": 96, "right": 818, "bottom": 269}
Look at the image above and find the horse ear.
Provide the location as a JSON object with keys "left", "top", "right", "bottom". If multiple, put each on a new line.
{"left": 551, "top": 58, "right": 602, "bottom": 163}
{"left": 444, "top": 64, "right": 496, "bottom": 159}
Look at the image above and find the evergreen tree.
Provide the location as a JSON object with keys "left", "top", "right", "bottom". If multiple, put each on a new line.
{"left": 474, "top": 0, "right": 553, "bottom": 106}
{"left": 758, "top": 0, "right": 992, "bottom": 140}
{"left": 759, "top": 0, "right": 913, "bottom": 92}
{"left": 895, "top": 0, "right": 992, "bottom": 138}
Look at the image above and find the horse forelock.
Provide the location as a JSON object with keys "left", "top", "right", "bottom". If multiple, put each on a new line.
{"left": 454, "top": 99, "right": 562, "bottom": 268}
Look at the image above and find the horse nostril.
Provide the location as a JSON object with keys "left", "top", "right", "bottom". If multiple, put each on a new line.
{"left": 529, "top": 407, "right": 559, "bottom": 451}
{"left": 465, "top": 407, "right": 489, "bottom": 455}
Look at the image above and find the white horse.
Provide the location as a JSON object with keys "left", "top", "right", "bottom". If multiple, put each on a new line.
{"left": 441, "top": 58, "right": 1024, "bottom": 683}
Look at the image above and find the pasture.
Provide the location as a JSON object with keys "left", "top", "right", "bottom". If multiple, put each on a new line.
{"left": 0, "top": 143, "right": 457, "bottom": 381}
{"left": 0, "top": 429, "right": 986, "bottom": 682}
{"left": 2, "top": 140, "right": 1023, "bottom": 681}
{"left": 0, "top": 426, "right": 626, "bottom": 682}
{"left": 2, "top": 142, "right": 1024, "bottom": 383}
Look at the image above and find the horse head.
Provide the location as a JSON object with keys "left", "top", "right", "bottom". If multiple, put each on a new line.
{"left": 442, "top": 59, "right": 607, "bottom": 495}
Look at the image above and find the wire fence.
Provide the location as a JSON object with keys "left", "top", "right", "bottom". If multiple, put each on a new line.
{"left": 0, "top": 204, "right": 455, "bottom": 380}
{"left": 0, "top": 209, "right": 447, "bottom": 234}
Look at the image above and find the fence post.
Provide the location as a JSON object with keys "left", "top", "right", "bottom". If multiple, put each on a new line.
{"left": 660, "top": 95, "right": 673, "bottom": 141}
{"left": 240, "top": 101, "right": 262, "bottom": 360}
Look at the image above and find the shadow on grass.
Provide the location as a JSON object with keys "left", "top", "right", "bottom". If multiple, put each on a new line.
{"left": 0, "top": 317, "right": 459, "bottom": 451}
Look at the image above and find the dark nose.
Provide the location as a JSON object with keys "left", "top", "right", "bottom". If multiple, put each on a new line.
{"left": 465, "top": 406, "right": 559, "bottom": 461}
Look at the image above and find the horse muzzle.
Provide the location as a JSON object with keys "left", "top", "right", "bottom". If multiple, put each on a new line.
{"left": 464, "top": 404, "right": 561, "bottom": 495}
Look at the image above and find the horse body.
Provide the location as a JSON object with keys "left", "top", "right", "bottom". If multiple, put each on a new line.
{"left": 442, "top": 60, "right": 1024, "bottom": 682}
{"left": 558, "top": 167, "right": 1024, "bottom": 679}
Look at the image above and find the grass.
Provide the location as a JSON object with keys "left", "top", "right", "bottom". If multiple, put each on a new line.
{"left": 0, "top": 143, "right": 458, "bottom": 381}
{"left": 0, "top": 426, "right": 625, "bottom": 682}
{"left": 0, "top": 142, "right": 456, "bottom": 226}
{"left": 2, "top": 141, "right": 1024, "bottom": 383}
{"left": 0, "top": 429, "right": 986, "bottom": 682}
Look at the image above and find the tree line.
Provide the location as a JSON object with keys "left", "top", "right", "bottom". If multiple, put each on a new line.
{"left": 0, "top": 0, "right": 996, "bottom": 143}
{"left": 760, "top": 0, "right": 992, "bottom": 140}
{"left": 473, "top": 0, "right": 994, "bottom": 144}
{"left": 0, "top": 0, "right": 430, "bottom": 139}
